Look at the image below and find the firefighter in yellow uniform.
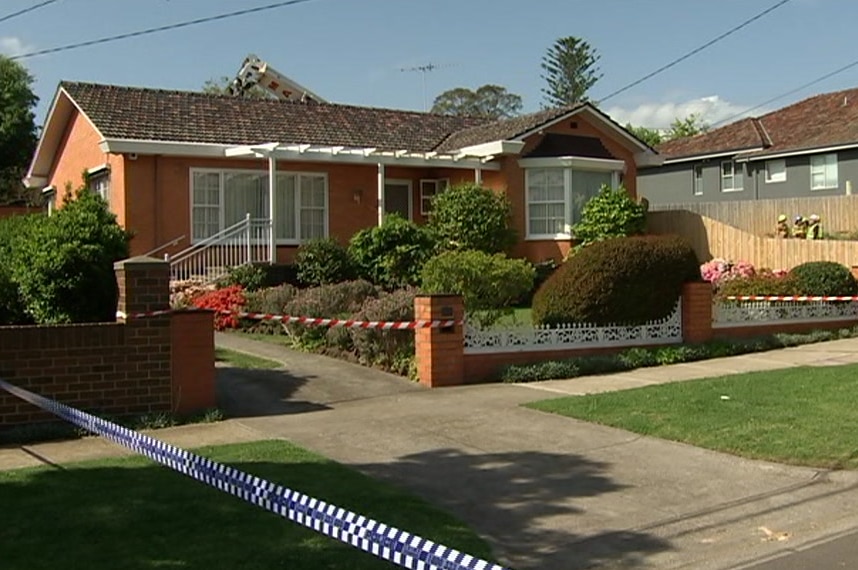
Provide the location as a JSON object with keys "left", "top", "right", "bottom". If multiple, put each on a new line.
{"left": 793, "top": 215, "right": 808, "bottom": 239}
{"left": 776, "top": 214, "right": 790, "bottom": 238}
{"left": 806, "top": 214, "right": 822, "bottom": 240}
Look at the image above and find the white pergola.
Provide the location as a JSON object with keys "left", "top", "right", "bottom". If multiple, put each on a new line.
{"left": 224, "top": 141, "right": 522, "bottom": 262}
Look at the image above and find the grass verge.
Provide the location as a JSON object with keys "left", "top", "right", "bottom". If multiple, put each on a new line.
{"left": 215, "top": 347, "right": 281, "bottom": 369}
{"left": 527, "top": 363, "right": 858, "bottom": 470}
{"left": 0, "top": 440, "right": 496, "bottom": 569}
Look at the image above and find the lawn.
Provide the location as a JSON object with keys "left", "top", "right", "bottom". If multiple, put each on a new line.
{"left": 215, "top": 347, "right": 281, "bottom": 369}
{"left": 0, "top": 440, "right": 495, "bottom": 570}
{"left": 527, "top": 363, "right": 858, "bottom": 470}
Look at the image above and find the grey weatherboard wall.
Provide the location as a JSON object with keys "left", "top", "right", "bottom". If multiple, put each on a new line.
{"left": 639, "top": 149, "right": 858, "bottom": 205}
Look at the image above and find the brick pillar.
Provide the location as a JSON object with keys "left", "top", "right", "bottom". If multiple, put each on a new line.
{"left": 682, "top": 281, "right": 713, "bottom": 344}
{"left": 114, "top": 256, "right": 173, "bottom": 412}
{"left": 114, "top": 256, "right": 171, "bottom": 317}
{"left": 414, "top": 295, "right": 465, "bottom": 388}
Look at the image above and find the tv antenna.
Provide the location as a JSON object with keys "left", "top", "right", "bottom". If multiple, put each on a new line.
{"left": 399, "top": 62, "right": 455, "bottom": 111}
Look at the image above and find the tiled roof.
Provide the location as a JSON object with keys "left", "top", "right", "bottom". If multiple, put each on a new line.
{"left": 435, "top": 105, "right": 584, "bottom": 152}
{"left": 60, "top": 82, "right": 491, "bottom": 152}
{"left": 655, "top": 118, "right": 766, "bottom": 159}
{"left": 656, "top": 86, "right": 858, "bottom": 161}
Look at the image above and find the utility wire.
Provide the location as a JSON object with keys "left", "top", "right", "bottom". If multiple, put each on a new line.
{"left": 0, "top": 0, "right": 60, "bottom": 25}
{"left": 11, "top": 0, "right": 319, "bottom": 60}
{"left": 598, "top": 0, "right": 793, "bottom": 104}
{"left": 710, "top": 59, "right": 858, "bottom": 128}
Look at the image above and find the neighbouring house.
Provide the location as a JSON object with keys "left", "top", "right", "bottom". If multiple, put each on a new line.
{"left": 639, "top": 86, "right": 858, "bottom": 205}
{"left": 26, "top": 82, "right": 658, "bottom": 277}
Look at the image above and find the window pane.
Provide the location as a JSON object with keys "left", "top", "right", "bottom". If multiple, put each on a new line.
{"left": 193, "top": 172, "right": 220, "bottom": 205}
{"left": 275, "top": 174, "right": 296, "bottom": 240}
{"left": 224, "top": 172, "right": 267, "bottom": 226}
{"left": 569, "top": 170, "right": 612, "bottom": 223}
{"left": 527, "top": 168, "right": 566, "bottom": 236}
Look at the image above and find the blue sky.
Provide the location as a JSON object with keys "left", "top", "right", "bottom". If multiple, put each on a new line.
{"left": 4, "top": 0, "right": 857, "bottom": 130}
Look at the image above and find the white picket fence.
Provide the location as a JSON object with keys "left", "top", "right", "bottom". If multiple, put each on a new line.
{"left": 712, "top": 299, "right": 858, "bottom": 328}
{"left": 463, "top": 301, "right": 683, "bottom": 354}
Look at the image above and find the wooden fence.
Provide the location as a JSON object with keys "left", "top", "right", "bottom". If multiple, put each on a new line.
{"left": 647, "top": 210, "right": 858, "bottom": 270}
{"left": 649, "top": 195, "right": 858, "bottom": 237}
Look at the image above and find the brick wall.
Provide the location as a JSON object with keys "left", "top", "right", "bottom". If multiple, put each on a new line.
{"left": 0, "top": 257, "right": 214, "bottom": 427}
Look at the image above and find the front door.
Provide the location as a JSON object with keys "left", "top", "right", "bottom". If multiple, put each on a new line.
{"left": 384, "top": 181, "right": 412, "bottom": 220}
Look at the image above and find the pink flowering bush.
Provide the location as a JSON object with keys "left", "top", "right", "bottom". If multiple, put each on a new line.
{"left": 700, "top": 258, "right": 756, "bottom": 286}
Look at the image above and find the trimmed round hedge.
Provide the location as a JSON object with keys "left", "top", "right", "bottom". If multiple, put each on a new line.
{"left": 531, "top": 235, "right": 700, "bottom": 327}
{"left": 789, "top": 261, "right": 857, "bottom": 296}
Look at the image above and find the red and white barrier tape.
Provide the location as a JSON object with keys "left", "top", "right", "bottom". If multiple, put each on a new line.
{"left": 116, "top": 308, "right": 460, "bottom": 329}
{"left": 725, "top": 295, "right": 858, "bottom": 301}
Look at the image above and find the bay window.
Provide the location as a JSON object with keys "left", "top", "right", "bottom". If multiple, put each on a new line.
{"left": 191, "top": 168, "right": 327, "bottom": 243}
{"left": 525, "top": 166, "right": 618, "bottom": 239}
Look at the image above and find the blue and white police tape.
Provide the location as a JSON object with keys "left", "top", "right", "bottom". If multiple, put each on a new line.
{"left": 0, "top": 378, "right": 508, "bottom": 570}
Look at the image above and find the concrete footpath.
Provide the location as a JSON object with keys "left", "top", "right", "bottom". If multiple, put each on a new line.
{"left": 5, "top": 335, "right": 858, "bottom": 570}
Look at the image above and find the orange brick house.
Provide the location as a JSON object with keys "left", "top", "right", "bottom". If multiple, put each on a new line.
{"left": 26, "top": 82, "right": 659, "bottom": 270}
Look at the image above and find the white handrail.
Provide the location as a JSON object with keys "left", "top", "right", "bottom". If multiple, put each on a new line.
{"left": 142, "top": 234, "right": 186, "bottom": 259}
{"left": 169, "top": 214, "right": 273, "bottom": 282}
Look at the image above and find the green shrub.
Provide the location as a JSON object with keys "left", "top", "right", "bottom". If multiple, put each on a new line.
{"left": 531, "top": 235, "right": 700, "bottom": 327}
{"left": 241, "top": 284, "right": 298, "bottom": 334}
{"left": 350, "top": 287, "right": 418, "bottom": 376}
{"left": 571, "top": 185, "right": 646, "bottom": 247}
{"left": 716, "top": 272, "right": 802, "bottom": 299}
{"left": 348, "top": 214, "right": 436, "bottom": 289}
{"left": 428, "top": 182, "right": 515, "bottom": 254}
{"left": 790, "top": 261, "right": 858, "bottom": 296}
{"left": 10, "top": 189, "right": 131, "bottom": 323}
{"left": 217, "top": 263, "right": 266, "bottom": 291}
{"left": 0, "top": 213, "right": 41, "bottom": 324}
{"left": 420, "top": 250, "right": 535, "bottom": 326}
{"left": 283, "top": 280, "right": 378, "bottom": 347}
{"left": 295, "top": 237, "right": 354, "bottom": 286}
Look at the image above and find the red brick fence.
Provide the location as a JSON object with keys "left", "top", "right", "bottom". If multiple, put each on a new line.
{"left": 0, "top": 257, "right": 215, "bottom": 427}
{"left": 415, "top": 282, "right": 858, "bottom": 387}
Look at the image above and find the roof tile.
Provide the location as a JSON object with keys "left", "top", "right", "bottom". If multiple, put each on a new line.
{"left": 60, "top": 81, "right": 490, "bottom": 152}
{"left": 656, "top": 86, "right": 858, "bottom": 160}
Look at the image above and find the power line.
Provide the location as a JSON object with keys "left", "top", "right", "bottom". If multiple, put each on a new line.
{"left": 0, "top": 0, "right": 60, "bottom": 25}
{"left": 598, "top": 0, "right": 793, "bottom": 104}
{"left": 10, "top": 0, "right": 320, "bottom": 61}
{"left": 710, "top": 59, "right": 858, "bottom": 128}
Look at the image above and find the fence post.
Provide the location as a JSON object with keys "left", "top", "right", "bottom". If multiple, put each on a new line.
{"left": 414, "top": 295, "right": 465, "bottom": 388}
{"left": 681, "top": 282, "right": 713, "bottom": 344}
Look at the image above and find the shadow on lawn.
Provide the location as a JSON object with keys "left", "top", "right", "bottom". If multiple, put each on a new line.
{"left": 0, "top": 449, "right": 493, "bottom": 570}
{"left": 356, "top": 448, "right": 671, "bottom": 570}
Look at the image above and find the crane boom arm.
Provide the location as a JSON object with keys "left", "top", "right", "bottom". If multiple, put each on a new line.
{"left": 228, "top": 54, "right": 327, "bottom": 103}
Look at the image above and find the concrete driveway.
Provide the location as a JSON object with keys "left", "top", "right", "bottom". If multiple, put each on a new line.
{"left": 216, "top": 333, "right": 858, "bottom": 570}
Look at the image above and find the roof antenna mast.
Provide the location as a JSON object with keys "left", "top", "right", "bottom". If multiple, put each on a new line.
{"left": 399, "top": 62, "right": 454, "bottom": 112}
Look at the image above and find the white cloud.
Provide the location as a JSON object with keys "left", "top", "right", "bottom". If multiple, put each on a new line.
{"left": 605, "top": 95, "right": 759, "bottom": 130}
{"left": 0, "top": 36, "right": 32, "bottom": 57}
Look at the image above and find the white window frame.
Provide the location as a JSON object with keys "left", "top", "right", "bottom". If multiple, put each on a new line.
{"left": 189, "top": 167, "right": 328, "bottom": 245}
{"left": 87, "top": 164, "right": 110, "bottom": 203}
{"left": 720, "top": 160, "right": 743, "bottom": 192}
{"left": 419, "top": 178, "right": 449, "bottom": 215}
{"left": 693, "top": 164, "right": 704, "bottom": 196}
{"left": 764, "top": 159, "right": 786, "bottom": 183}
{"left": 810, "top": 153, "right": 838, "bottom": 190}
{"left": 524, "top": 167, "right": 620, "bottom": 240}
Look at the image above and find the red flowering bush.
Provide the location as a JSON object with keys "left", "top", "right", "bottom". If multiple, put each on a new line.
{"left": 192, "top": 285, "right": 246, "bottom": 330}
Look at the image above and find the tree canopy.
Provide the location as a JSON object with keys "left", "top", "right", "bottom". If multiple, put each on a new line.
{"left": 625, "top": 113, "right": 711, "bottom": 147}
{"left": 0, "top": 55, "right": 38, "bottom": 204}
{"left": 430, "top": 85, "right": 523, "bottom": 119}
{"left": 541, "top": 36, "right": 602, "bottom": 107}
